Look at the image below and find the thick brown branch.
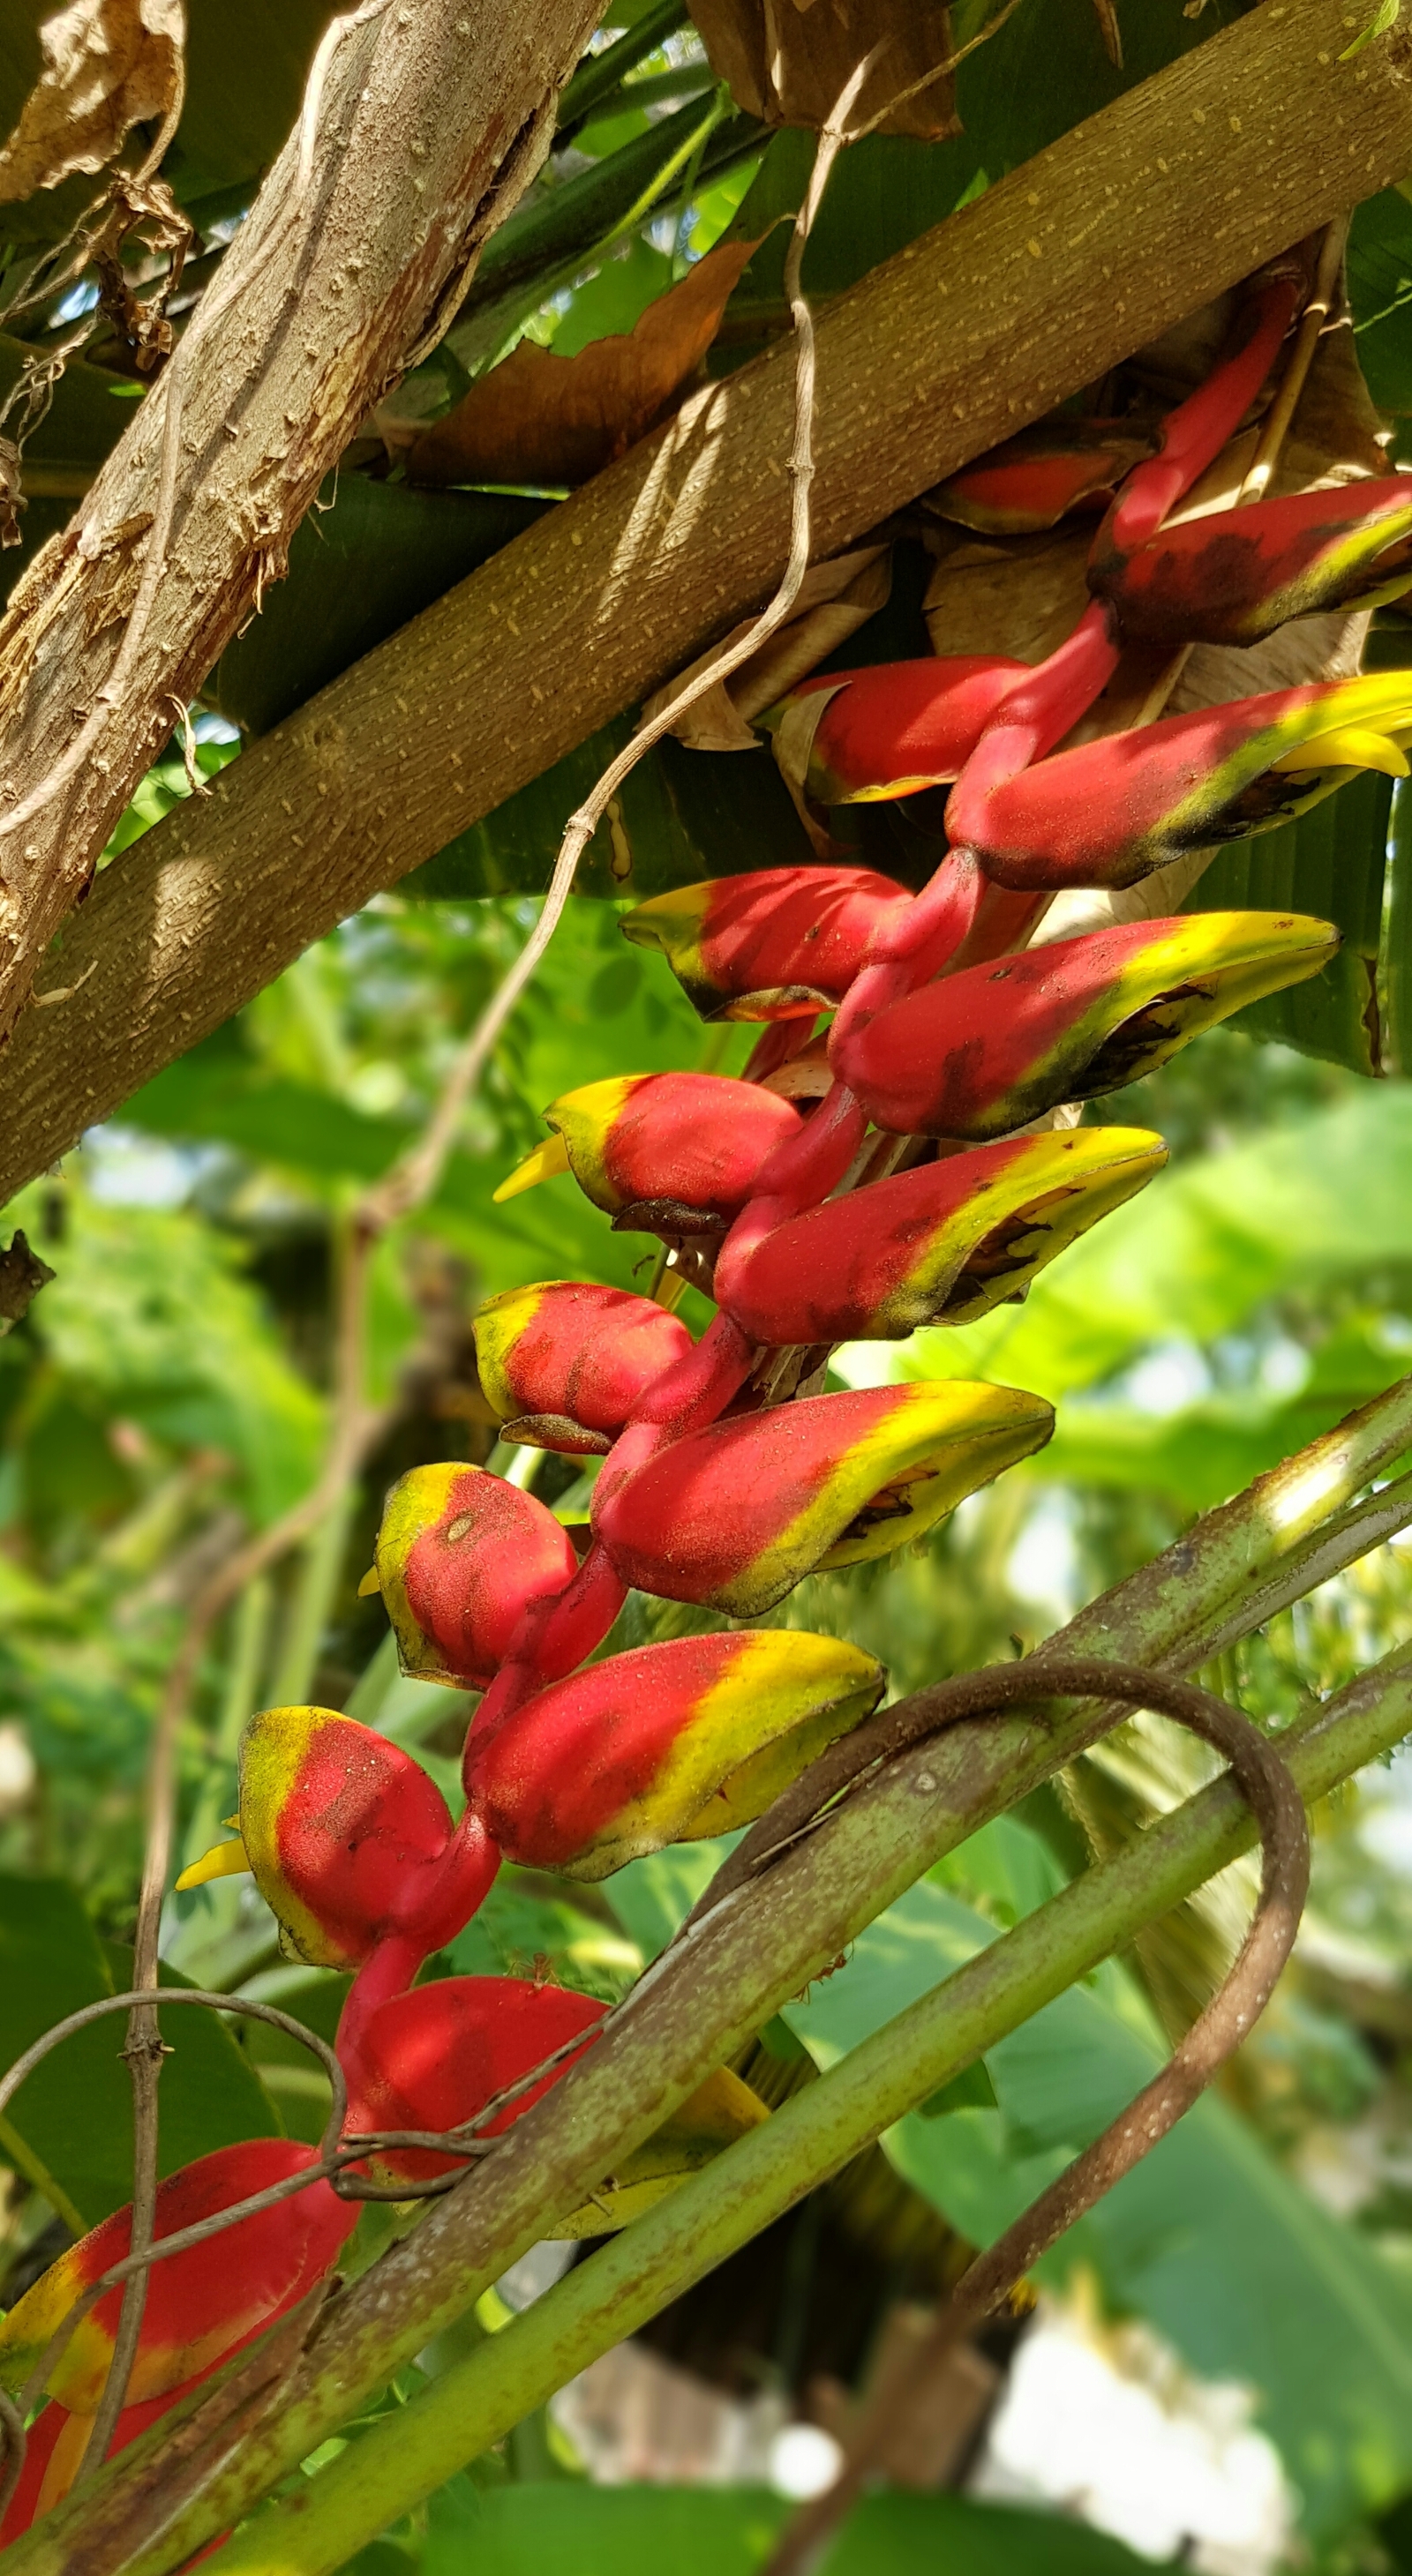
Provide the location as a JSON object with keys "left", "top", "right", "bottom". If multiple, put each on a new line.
{"left": 0, "top": 0, "right": 605, "bottom": 1046}
{"left": 1, "top": 0, "right": 1409, "bottom": 1205}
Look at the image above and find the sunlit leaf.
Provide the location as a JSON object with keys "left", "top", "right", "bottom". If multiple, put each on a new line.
{"left": 784, "top": 1872, "right": 1412, "bottom": 2537}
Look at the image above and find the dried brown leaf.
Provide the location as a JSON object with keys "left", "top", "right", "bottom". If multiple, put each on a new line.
{"left": 923, "top": 523, "right": 1093, "bottom": 664}
{"left": 0, "top": 0, "right": 184, "bottom": 203}
{"left": 407, "top": 237, "right": 759, "bottom": 493}
{"left": 642, "top": 543, "right": 892, "bottom": 748}
{"left": 689, "top": 0, "right": 959, "bottom": 140}
{"left": 0, "top": 1230, "right": 55, "bottom": 1332}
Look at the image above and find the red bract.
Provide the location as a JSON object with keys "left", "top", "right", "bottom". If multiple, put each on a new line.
{"left": 928, "top": 419, "right": 1155, "bottom": 535}
{"left": 620, "top": 865, "right": 909, "bottom": 1021}
{"left": 180, "top": 1707, "right": 498, "bottom": 1969}
{"left": 494, "top": 1071, "right": 803, "bottom": 1237}
{"left": 370, "top": 1462, "right": 580, "bottom": 1689}
{"left": 947, "top": 675, "right": 1412, "bottom": 892}
{"left": 465, "top": 1629, "right": 884, "bottom": 1876}
{"left": 0, "top": 2142, "right": 356, "bottom": 2415}
{"left": 715, "top": 1127, "right": 1168, "bottom": 1343}
{"left": 1091, "top": 476, "right": 1412, "bottom": 648}
{"left": 1102, "top": 266, "right": 1302, "bottom": 548}
{"left": 766, "top": 655, "right": 1029, "bottom": 805}
{"left": 345, "top": 1973, "right": 768, "bottom": 2220}
{"left": 474, "top": 1279, "right": 692, "bottom": 1455}
{"left": 834, "top": 912, "right": 1337, "bottom": 1140}
{"left": 345, "top": 1974, "right": 602, "bottom": 2182}
{"left": 592, "top": 1382, "right": 1053, "bottom": 1618}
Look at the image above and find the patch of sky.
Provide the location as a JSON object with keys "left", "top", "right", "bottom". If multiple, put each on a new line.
{"left": 81, "top": 1127, "right": 222, "bottom": 1211}
{"left": 52, "top": 279, "right": 99, "bottom": 325}
{"left": 1006, "top": 1489, "right": 1084, "bottom": 1627}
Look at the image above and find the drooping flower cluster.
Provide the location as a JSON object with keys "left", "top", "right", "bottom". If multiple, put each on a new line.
{"left": 8, "top": 255, "right": 1408, "bottom": 2545}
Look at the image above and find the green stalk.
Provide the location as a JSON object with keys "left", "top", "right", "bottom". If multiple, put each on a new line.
{"left": 265, "top": 1486, "right": 359, "bottom": 1711}
{"left": 199, "top": 1638, "right": 1412, "bottom": 2576}
{"left": 21, "top": 1376, "right": 1412, "bottom": 2576}
{"left": 178, "top": 1576, "right": 273, "bottom": 1876}
{"left": 452, "top": 93, "right": 759, "bottom": 376}
{"left": 554, "top": 0, "right": 690, "bottom": 139}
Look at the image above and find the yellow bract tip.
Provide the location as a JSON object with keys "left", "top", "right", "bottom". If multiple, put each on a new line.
{"left": 357, "top": 1564, "right": 382, "bottom": 1598}
{"left": 1274, "top": 725, "right": 1411, "bottom": 781}
{"left": 492, "top": 1133, "right": 571, "bottom": 1202}
{"left": 175, "top": 1836, "right": 250, "bottom": 1892}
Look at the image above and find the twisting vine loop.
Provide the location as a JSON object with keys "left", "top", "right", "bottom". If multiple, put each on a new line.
{"left": 755, "top": 1659, "right": 1310, "bottom": 2576}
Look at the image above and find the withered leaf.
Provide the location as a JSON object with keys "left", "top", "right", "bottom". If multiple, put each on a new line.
{"left": 924, "top": 524, "right": 1093, "bottom": 667}
{"left": 0, "top": 1232, "right": 55, "bottom": 1334}
{"left": 407, "top": 238, "right": 759, "bottom": 493}
{"left": 689, "top": 0, "right": 958, "bottom": 141}
{"left": 0, "top": 438, "right": 26, "bottom": 549}
{"left": 642, "top": 544, "right": 892, "bottom": 749}
{"left": 0, "top": 0, "right": 184, "bottom": 204}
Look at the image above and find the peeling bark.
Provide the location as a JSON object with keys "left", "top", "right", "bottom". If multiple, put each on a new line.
{"left": 0, "top": 0, "right": 603, "bottom": 1042}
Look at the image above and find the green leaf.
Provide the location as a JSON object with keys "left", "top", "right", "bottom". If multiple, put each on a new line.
{"left": 721, "top": 126, "right": 986, "bottom": 306}
{"left": 1341, "top": 1, "right": 1401, "bottom": 64}
{"left": 422, "top": 2480, "right": 1167, "bottom": 2573}
{"left": 440, "top": 1867, "right": 641, "bottom": 2002}
{"left": 603, "top": 1838, "right": 735, "bottom": 1959}
{"left": 235, "top": 1965, "right": 348, "bottom": 2147}
{"left": 951, "top": 0, "right": 1252, "bottom": 174}
{"left": 405, "top": 724, "right": 824, "bottom": 905}
{"left": 918, "top": 2058, "right": 998, "bottom": 2115}
{"left": 555, "top": 1, "right": 691, "bottom": 144}
{"left": 1348, "top": 188, "right": 1412, "bottom": 414}
{"left": 549, "top": 235, "right": 675, "bottom": 356}
{"left": 780, "top": 1869, "right": 1412, "bottom": 2535}
{"left": 1181, "top": 771, "right": 1390, "bottom": 1075}
{"left": 447, "top": 97, "right": 762, "bottom": 363}
{"left": 1033, "top": 1314, "right": 1411, "bottom": 1513}
{"left": 1383, "top": 772, "right": 1412, "bottom": 1075}
{"left": 124, "top": 1045, "right": 410, "bottom": 1186}
{"left": 0, "top": 1875, "right": 280, "bottom": 2231}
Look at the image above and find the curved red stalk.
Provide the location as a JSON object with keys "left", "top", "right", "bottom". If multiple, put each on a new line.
{"left": 1104, "top": 267, "right": 1303, "bottom": 549}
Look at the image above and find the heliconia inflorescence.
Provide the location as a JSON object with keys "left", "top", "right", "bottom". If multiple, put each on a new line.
{"left": 10, "top": 253, "right": 1379, "bottom": 2551}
